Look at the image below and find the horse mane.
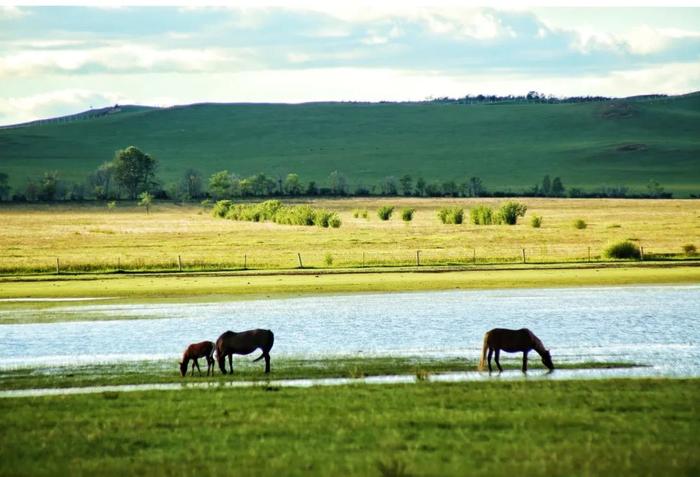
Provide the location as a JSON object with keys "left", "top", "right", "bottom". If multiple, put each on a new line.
{"left": 527, "top": 330, "right": 547, "bottom": 354}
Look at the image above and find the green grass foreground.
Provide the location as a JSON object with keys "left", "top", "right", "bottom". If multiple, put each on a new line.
{"left": 0, "top": 357, "right": 639, "bottom": 391}
{"left": 0, "top": 379, "right": 697, "bottom": 476}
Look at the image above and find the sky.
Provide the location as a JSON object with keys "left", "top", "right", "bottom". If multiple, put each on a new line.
{"left": 1, "top": 4, "right": 699, "bottom": 125}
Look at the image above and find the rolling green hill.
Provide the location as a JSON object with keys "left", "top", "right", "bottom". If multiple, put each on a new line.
{"left": 1, "top": 94, "right": 699, "bottom": 196}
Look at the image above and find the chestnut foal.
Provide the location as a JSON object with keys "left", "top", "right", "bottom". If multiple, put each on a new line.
{"left": 179, "top": 341, "right": 216, "bottom": 377}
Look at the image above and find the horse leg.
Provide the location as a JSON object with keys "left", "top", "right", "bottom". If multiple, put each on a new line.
{"left": 264, "top": 353, "right": 270, "bottom": 374}
{"left": 522, "top": 351, "right": 528, "bottom": 373}
{"left": 487, "top": 348, "right": 493, "bottom": 373}
{"left": 495, "top": 349, "right": 503, "bottom": 373}
{"left": 228, "top": 354, "right": 233, "bottom": 374}
{"left": 190, "top": 360, "right": 195, "bottom": 377}
{"left": 194, "top": 359, "right": 202, "bottom": 376}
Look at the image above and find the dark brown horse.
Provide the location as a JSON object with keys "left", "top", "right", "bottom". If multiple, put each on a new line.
{"left": 179, "top": 341, "right": 216, "bottom": 377}
{"left": 479, "top": 328, "right": 554, "bottom": 373}
{"left": 216, "top": 329, "right": 275, "bottom": 374}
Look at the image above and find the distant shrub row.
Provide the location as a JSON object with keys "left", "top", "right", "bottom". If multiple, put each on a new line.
{"left": 212, "top": 200, "right": 341, "bottom": 228}
{"left": 436, "top": 201, "right": 529, "bottom": 225}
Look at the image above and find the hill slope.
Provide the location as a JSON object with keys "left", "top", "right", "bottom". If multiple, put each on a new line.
{"left": 1, "top": 94, "right": 699, "bottom": 196}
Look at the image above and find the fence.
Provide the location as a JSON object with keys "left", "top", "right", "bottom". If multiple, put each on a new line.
{"left": 1, "top": 245, "right": 691, "bottom": 275}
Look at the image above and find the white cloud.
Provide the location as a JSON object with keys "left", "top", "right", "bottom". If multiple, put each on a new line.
{"left": 0, "top": 44, "right": 235, "bottom": 77}
{"left": 0, "top": 89, "right": 133, "bottom": 125}
{"left": 0, "top": 6, "right": 27, "bottom": 20}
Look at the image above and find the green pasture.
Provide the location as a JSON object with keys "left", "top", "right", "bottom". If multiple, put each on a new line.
{"left": 1, "top": 94, "right": 699, "bottom": 195}
{"left": 0, "top": 379, "right": 697, "bottom": 476}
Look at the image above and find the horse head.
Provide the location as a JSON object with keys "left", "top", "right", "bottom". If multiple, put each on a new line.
{"left": 541, "top": 349, "right": 555, "bottom": 371}
{"left": 178, "top": 361, "right": 188, "bottom": 377}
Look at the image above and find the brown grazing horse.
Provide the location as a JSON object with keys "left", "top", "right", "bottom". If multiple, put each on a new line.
{"left": 179, "top": 341, "right": 216, "bottom": 377}
{"left": 216, "top": 329, "right": 275, "bottom": 374}
{"left": 479, "top": 328, "right": 554, "bottom": 373}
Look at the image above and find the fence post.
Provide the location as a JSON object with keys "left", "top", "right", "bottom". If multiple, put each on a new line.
{"left": 416, "top": 250, "right": 420, "bottom": 266}
{"left": 640, "top": 246, "right": 644, "bottom": 261}
{"left": 297, "top": 253, "right": 303, "bottom": 268}
{"left": 244, "top": 254, "right": 247, "bottom": 270}
{"left": 117, "top": 256, "right": 121, "bottom": 271}
{"left": 473, "top": 248, "right": 476, "bottom": 264}
{"left": 588, "top": 247, "right": 591, "bottom": 262}
{"left": 521, "top": 248, "right": 526, "bottom": 264}
{"left": 178, "top": 255, "right": 183, "bottom": 272}
{"left": 362, "top": 252, "right": 365, "bottom": 268}
{"left": 56, "top": 257, "right": 60, "bottom": 275}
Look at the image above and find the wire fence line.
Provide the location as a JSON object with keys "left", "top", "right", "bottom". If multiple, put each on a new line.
{"left": 1, "top": 244, "right": 693, "bottom": 275}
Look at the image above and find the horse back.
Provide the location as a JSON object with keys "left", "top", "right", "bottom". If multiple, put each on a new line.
{"left": 486, "top": 328, "right": 536, "bottom": 352}
{"left": 186, "top": 341, "right": 215, "bottom": 359}
{"left": 217, "top": 329, "right": 274, "bottom": 356}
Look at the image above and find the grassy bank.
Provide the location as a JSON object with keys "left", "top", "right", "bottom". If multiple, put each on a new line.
{"left": 0, "top": 356, "right": 640, "bottom": 391}
{"left": 0, "top": 199, "right": 698, "bottom": 274}
{"left": 0, "top": 265, "right": 698, "bottom": 315}
{"left": 0, "top": 379, "right": 697, "bottom": 476}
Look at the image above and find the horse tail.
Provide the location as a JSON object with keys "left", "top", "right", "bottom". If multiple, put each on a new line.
{"left": 253, "top": 353, "right": 265, "bottom": 362}
{"left": 478, "top": 332, "right": 490, "bottom": 371}
{"left": 216, "top": 339, "right": 227, "bottom": 374}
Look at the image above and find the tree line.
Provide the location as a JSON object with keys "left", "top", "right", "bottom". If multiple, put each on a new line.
{"left": 0, "top": 146, "right": 674, "bottom": 202}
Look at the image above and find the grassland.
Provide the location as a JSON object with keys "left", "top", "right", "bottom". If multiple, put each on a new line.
{"left": 0, "top": 198, "right": 698, "bottom": 274}
{"left": 1, "top": 94, "right": 699, "bottom": 195}
{"left": 1, "top": 379, "right": 697, "bottom": 476}
{"left": 0, "top": 357, "right": 639, "bottom": 391}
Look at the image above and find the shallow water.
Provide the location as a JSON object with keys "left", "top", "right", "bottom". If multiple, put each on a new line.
{"left": 0, "top": 285, "right": 699, "bottom": 376}
{"left": 0, "top": 367, "right": 694, "bottom": 399}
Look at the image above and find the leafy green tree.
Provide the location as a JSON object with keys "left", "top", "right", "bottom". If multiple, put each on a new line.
{"left": 0, "top": 173, "right": 10, "bottom": 201}
{"left": 88, "top": 161, "right": 116, "bottom": 200}
{"left": 113, "top": 146, "right": 157, "bottom": 199}
{"left": 328, "top": 171, "right": 348, "bottom": 196}
{"left": 415, "top": 177, "right": 426, "bottom": 197}
{"left": 138, "top": 191, "right": 154, "bottom": 214}
{"left": 39, "top": 171, "right": 60, "bottom": 201}
{"left": 208, "top": 170, "right": 233, "bottom": 199}
{"left": 248, "top": 173, "right": 276, "bottom": 196}
{"left": 181, "top": 169, "right": 203, "bottom": 200}
{"left": 551, "top": 177, "right": 565, "bottom": 197}
{"left": 381, "top": 176, "right": 398, "bottom": 195}
{"left": 441, "top": 180, "right": 457, "bottom": 197}
{"left": 541, "top": 175, "right": 551, "bottom": 196}
{"left": 284, "top": 173, "right": 303, "bottom": 196}
{"left": 468, "top": 177, "right": 484, "bottom": 197}
{"left": 24, "top": 179, "right": 39, "bottom": 201}
{"left": 647, "top": 179, "right": 664, "bottom": 198}
{"left": 399, "top": 175, "right": 413, "bottom": 196}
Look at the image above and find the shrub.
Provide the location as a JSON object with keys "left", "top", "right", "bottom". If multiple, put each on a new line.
{"left": 353, "top": 208, "right": 369, "bottom": 219}
{"left": 530, "top": 215, "right": 543, "bottom": 228}
{"left": 212, "top": 199, "right": 232, "bottom": 218}
{"left": 682, "top": 244, "right": 696, "bottom": 256}
{"left": 324, "top": 253, "right": 334, "bottom": 266}
{"left": 314, "top": 209, "right": 334, "bottom": 228}
{"left": 469, "top": 205, "right": 493, "bottom": 225}
{"left": 377, "top": 206, "right": 395, "bottom": 221}
{"left": 573, "top": 219, "right": 587, "bottom": 230}
{"left": 329, "top": 214, "right": 342, "bottom": 228}
{"left": 604, "top": 240, "right": 641, "bottom": 259}
{"left": 401, "top": 208, "right": 415, "bottom": 222}
{"left": 438, "top": 207, "right": 464, "bottom": 224}
{"left": 497, "top": 201, "right": 527, "bottom": 225}
{"left": 107, "top": 201, "right": 116, "bottom": 211}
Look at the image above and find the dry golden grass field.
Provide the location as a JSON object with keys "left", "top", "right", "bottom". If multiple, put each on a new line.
{"left": 0, "top": 198, "right": 698, "bottom": 273}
